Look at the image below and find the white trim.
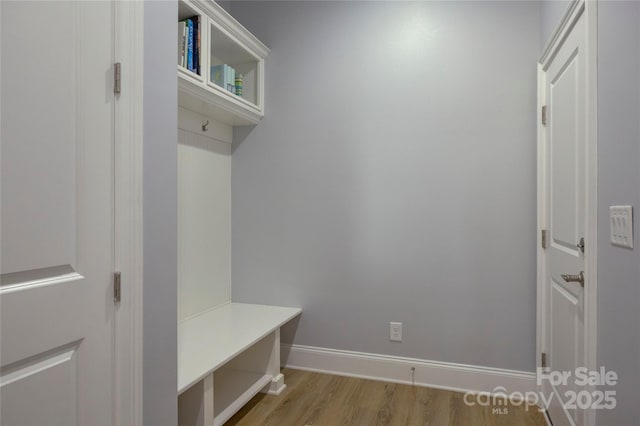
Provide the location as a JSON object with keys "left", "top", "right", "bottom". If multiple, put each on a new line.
{"left": 265, "top": 373, "right": 287, "bottom": 396}
{"left": 193, "top": 0, "right": 270, "bottom": 58}
{"left": 114, "top": 1, "right": 144, "bottom": 425}
{"left": 178, "top": 76, "right": 263, "bottom": 126}
{"left": 281, "top": 344, "right": 536, "bottom": 397}
{"left": 539, "top": 0, "right": 582, "bottom": 66}
{"left": 583, "top": 3, "right": 598, "bottom": 425}
{"left": 537, "top": 1, "right": 598, "bottom": 425}
{"left": 536, "top": 61, "right": 547, "bottom": 375}
{"left": 0, "top": 271, "right": 83, "bottom": 294}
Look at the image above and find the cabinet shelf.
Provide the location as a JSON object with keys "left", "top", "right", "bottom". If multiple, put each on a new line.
{"left": 178, "top": 0, "right": 269, "bottom": 126}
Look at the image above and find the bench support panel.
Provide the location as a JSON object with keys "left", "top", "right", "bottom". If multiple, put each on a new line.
{"left": 263, "top": 329, "right": 287, "bottom": 395}
{"left": 203, "top": 375, "right": 214, "bottom": 426}
{"left": 179, "top": 328, "right": 287, "bottom": 426}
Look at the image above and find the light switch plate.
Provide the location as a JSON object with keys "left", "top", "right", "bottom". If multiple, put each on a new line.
{"left": 610, "top": 205, "right": 633, "bottom": 249}
{"left": 389, "top": 322, "right": 402, "bottom": 342}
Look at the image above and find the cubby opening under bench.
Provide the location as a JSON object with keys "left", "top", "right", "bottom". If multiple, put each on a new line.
{"left": 178, "top": 303, "right": 301, "bottom": 426}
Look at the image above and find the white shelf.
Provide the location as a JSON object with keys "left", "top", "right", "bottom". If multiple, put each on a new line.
{"left": 178, "top": 0, "right": 269, "bottom": 126}
{"left": 178, "top": 75, "right": 262, "bottom": 126}
{"left": 213, "top": 369, "right": 272, "bottom": 426}
{"left": 178, "top": 302, "right": 302, "bottom": 394}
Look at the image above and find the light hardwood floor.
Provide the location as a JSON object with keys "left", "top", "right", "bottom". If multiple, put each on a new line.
{"left": 227, "top": 369, "right": 548, "bottom": 426}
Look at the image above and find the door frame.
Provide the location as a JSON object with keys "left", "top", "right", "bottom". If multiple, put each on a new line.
{"left": 114, "top": 1, "right": 145, "bottom": 425}
{"left": 536, "top": 0, "right": 598, "bottom": 425}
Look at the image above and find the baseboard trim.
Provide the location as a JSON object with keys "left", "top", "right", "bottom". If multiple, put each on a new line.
{"left": 281, "top": 344, "right": 536, "bottom": 396}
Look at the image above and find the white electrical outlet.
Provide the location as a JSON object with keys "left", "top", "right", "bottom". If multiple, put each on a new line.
{"left": 610, "top": 205, "right": 634, "bottom": 249}
{"left": 390, "top": 322, "right": 402, "bottom": 342}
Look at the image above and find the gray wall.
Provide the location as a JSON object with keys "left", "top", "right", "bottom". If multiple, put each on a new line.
{"left": 144, "top": 1, "right": 178, "bottom": 424}
{"left": 230, "top": 1, "right": 541, "bottom": 372}
{"left": 539, "top": 0, "right": 571, "bottom": 47}
{"left": 216, "top": 0, "right": 233, "bottom": 14}
{"left": 596, "top": 2, "right": 640, "bottom": 424}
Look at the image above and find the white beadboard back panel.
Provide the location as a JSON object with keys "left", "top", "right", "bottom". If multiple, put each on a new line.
{"left": 178, "top": 110, "right": 232, "bottom": 322}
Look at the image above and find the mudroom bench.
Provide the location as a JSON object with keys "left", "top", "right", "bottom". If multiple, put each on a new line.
{"left": 177, "top": 302, "right": 301, "bottom": 426}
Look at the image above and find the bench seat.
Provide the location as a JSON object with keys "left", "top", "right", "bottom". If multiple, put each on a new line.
{"left": 178, "top": 302, "right": 301, "bottom": 426}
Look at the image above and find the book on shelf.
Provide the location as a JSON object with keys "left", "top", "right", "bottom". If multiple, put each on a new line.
{"left": 193, "top": 16, "right": 199, "bottom": 74}
{"left": 235, "top": 73, "right": 243, "bottom": 97}
{"left": 226, "top": 66, "right": 235, "bottom": 93}
{"left": 196, "top": 16, "right": 201, "bottom": 74}
{"left": 178, "top": 21, "right": 186, "bottom": 67}
{"left": 187, "top": 19, "right": 194, "bottom": 72}
{"left": 211, "top": 64, "right": 236, "bottom": 93}
{"left": 178, "top": 16, "right": 202, "bottom": 75}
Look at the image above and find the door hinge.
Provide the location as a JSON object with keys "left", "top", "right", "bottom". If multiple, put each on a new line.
{"left": 541, "top": 105, "right": 547, "bottom": 126}
{"left": 113, "top": 271, "right": 121, "bottom": 303}
{"left": 541, "top": 352, "right": 547, "bottom": 368}
{"left": 541, "top": 229, "right": 549, "bottom": 249}
{"left": 114, "top": 62, "right": 121, "bottom": 95}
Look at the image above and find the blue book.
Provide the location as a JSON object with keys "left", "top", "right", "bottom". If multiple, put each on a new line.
{"left": 187, "top": 19, "right": 193, "bottom": 72}
{"left": 193, "top": 17, "right": 199, "bottom": 74}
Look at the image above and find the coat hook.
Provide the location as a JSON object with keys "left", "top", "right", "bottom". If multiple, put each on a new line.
{"left": 202, "top": 120, "right": 209, "bottom": 132}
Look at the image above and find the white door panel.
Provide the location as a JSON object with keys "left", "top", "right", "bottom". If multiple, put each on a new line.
{"left": 550, "top": 52, "right": 579, "bottom": 250}
{"left": 550, "top": 281, "right": 579, "bottom": 393}
{"left": 0, "top": 1, "right": 78, "bottom": 274}
{"left": 1, "top": 1, "right": 115, "bottom": 425}
{"left": 550, "top": 50, "right": 583, "bottom": 255}
{"left": 1, "top": 347, "right": 78, "bottom": 426}
{"left": 1, "top": 277, "right": 86, "bottom": 366}
{"left": 542, "top": 7, "right": 587, "bottom": 426}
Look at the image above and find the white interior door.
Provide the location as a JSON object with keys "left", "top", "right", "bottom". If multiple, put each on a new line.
{"left": 1, "top": 2, "right": 116, "bottom": 425}
{"left": 541, "top": 8, "right": 587, "bottom": 426}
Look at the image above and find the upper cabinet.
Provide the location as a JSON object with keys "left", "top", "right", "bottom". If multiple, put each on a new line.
{"left": 178, "top": 0, "right": 269, "bottom": 126}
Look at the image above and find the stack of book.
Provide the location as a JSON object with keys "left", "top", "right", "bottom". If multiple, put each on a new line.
{"left": 211, "top": 64, "right": 236, "bottom": 94}
{"left": 178, "top": 16, "right": 201, "bottom": 74}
